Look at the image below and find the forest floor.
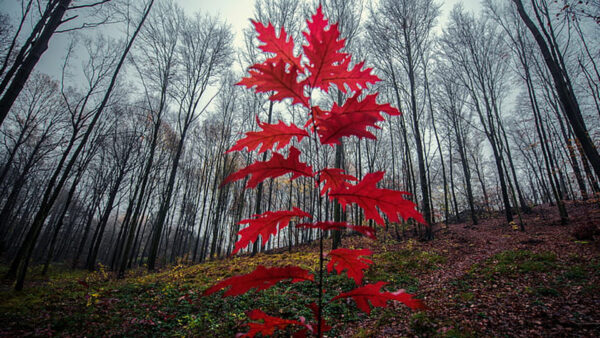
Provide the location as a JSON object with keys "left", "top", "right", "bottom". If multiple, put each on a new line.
{"left": 1, "top": 201, "right": 599, "bottom": 337}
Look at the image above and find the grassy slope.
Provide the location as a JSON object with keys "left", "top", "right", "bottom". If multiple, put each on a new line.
{"left": 1, "top": 201, "right": 599, "bottom": 337}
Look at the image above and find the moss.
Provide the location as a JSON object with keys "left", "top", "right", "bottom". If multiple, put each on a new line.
{"left": 374, "top": 248, "right": 447, "bottom": 275}
{"left": 458, "top": 292, "right": 474, "bottom": 302}
{"left": 443, "top": 328, "right": 477, "bottom": 338}
{"left": 534, "top": 287, "right": 559, "bottom": 297}
{"left": 562, "top": 265, "right": 587, "bottom": 281}
{"left": 474, "top": 250, "right": 558, "bottom": 277}
{"left": 409, "top": 312, "right": 437, "bottom": 336}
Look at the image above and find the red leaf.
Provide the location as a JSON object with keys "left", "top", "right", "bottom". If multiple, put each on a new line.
{"left": 302, "top": 6, "right": 347, "bottom": 92}
{"left": 222, "top": 147, "right": 313, "bottom": 189}
{"left": 327, "top": 248, "right": 373, "bottom": 285}
{"left": 253, "top": 21, "right": 303, "bottom": 70}
{"left": 203, "top": 265, "right": 314, "bottom": 297}
{"left": 317, "top": 110, "right": 379, "bottom": 145}
{"left": 330, "top": 172, "right": 425, "bottom": 226}
{"left": 78, "top": 280, "right": 89, "bottom": 289}
{"left": 321, "top": 58, "right": 380, "bottom": 93}
{"left": 238, "top": 61, "right": 309, "bottom": 107}
{"left": 316, "top": 91, "right": 400, "bottom": 145}
{"left": 233, "top": 207, "right": 312, "bottom": 255}
{"left": 227, "top": 116, "right": 308, "bottom": 154}
{"left": 331, "top": 282, "right": 425, "bottom": 315}
{"left": 302, "top": 6, "right": 379, "bottom": 93}
{"left": 332, "top": 91, "right": 400, "bottom": 120}
{"left": 239, "top": 309, "right": 304, "bottom": 338}
{"left": 317, "top": 168, "right": 357, "bottom": 195}
{"left": 296, "top": 221, "right": 376, "bottom": 240}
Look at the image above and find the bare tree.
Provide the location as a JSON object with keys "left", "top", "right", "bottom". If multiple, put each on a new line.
{"left": 0, "top": 73, "right": 65, "bottom": 254}
{"left": 0, "top": 0, "right": 116, "bottom": 127}
{"left": 440, "top": 6, "right": 516, "bottom": 225}
{"left": 116, "top": 0, "right": 179, "bottom": 277}
{"left": 486, "top": 0, "right": 571, "bottom": 222}
{"left": 83, "top": 108, "right": 142, "bottom": 270}
{"left": 146, "top": 13, "right": 233, "bottom": 271}
{"left": 436, "top": 64, "right": 478, "bottom": 225}
{"left": 511, "top": 0, "right": 600, "bottom": 179}
{"left": 5, "top": 0, "right": 154, "bottom": 291}
{"left": 367, "top": 0, "right": 441, "bottom": 238}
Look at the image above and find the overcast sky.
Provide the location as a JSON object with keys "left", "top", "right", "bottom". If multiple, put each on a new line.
{"left": 0, "top": 0, "right": 482, "bottom": 80}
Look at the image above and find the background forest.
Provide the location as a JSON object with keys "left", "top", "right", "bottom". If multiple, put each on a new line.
{"left": 0, "top": 1, "right": 599, "bottom": 334}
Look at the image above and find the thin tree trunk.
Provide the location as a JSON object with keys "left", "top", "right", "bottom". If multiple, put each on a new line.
{"left": 512, "top": 0, "right": 600, "bottom": 179}
{"left": 8, "top": 0, "right": 153, "bottom": 289}
{"left": 0, "top": 0, "right": 73, "bottom": 126}
{"left": 86, "top": 170, "right": 126, "bottom": 270}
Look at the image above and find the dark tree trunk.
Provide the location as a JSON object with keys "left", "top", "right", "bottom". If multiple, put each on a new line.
{"left": 86, "top": 170, "right": 126, "bottom": 270}
{"left": 147, "top": 124, "right": 189, "bottom": 271}
{"left": 512, "top": 0, "right": 600, "bottom": 179}
{"left": 0, "top": 0, "right": 73, "bottom": 127}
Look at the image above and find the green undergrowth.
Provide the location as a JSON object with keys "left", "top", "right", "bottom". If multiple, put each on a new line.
{"left": 0, "top": 243, "right": 440, "bottom": 336}
{"left": 465, "top": 250, "right": 598, "bottom": 289}
{"left": 471, "top": 250, "right": 558, "bottom": 278}
{"left": 367, "top": 242, "right": 446, "bottom": 294}
{"left": 408, "top": 312, "right": 476, "bottom": 338}
{"left": 394, "top": 249, "right": 600, "bottom": 337}
{"left": 435, "top": 249, "right": 600, "bottom": 336}
{"left": 460, "top": 249, "right": 598, "bottom": 297}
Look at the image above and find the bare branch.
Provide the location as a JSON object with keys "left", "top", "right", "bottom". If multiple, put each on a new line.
{"left": 68, "top": 0, "right": 112, "bottom": 11}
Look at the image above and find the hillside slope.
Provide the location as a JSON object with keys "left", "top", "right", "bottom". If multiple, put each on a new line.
{"left": 1, "top": 201, "right": 599, "bottom": 337}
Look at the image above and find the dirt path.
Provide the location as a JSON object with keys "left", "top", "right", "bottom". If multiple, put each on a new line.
{"left": 419, "top": 222, "right": 515, "bottom": 291}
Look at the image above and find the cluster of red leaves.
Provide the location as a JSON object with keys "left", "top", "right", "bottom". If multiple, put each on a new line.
{"left": 240, "top": 310, "right": 305, "bottom": 338}
{"left": 312, "top": 92, "right": 400, "bottom": 145}
{"left": 207, "top": 5, "right": 426, "bottom": 337}
{"left": 227, "top": 116, "right": 308, "bottom": 154}
{"left": 239, "top": 303, "right": 332, "bottom": 338}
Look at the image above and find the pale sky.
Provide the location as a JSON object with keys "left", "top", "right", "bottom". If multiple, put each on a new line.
{"left": 0, "top": 0, "right": 482, "bottom": 81}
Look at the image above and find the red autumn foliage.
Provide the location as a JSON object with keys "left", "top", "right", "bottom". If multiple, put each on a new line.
{"left": 331, "top": 281, "right": 426, "bottom": 315}
{"left": 222, "top": 146, "right": 313, "bottom": 189}
{"left": 227, "top": 116, "right": 308, "bottom": 154}
{"left": 203, "top": 265, "right": 314, "bottom": 297}
{"left": 252, "top": 21, "right": 303, "bottom": 70}
{"left": 233, "top": 207, "right": 312, "bottom": 255}
{"left": 239, "top": 309, "right": 305, "bottom": 338}
{"left": 316, "top": 168, "right": 357, "bottom": 195}
{"left": 330, "top": 171, "right": 425, "bottom": 226}
{"left": 323, "top": 58, "right": 381, "bottom": 94}
{"left": 302, "top": 7, "right": 378, "bottom": 93}
{"left": 238, "top": 60, "right": 309, "bottom": 107}
{"left": 313, "top": 91, "right": 400, "bottom": 145}
{"left": 327, "top": 248, "right": 373, "bottom": 285}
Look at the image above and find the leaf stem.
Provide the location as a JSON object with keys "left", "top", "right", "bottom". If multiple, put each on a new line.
{"left": 309, "top": 97, "right": 325, "bottom": 338}
{"left": 317, "top": 228, "right": 324, "bottom": 337}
